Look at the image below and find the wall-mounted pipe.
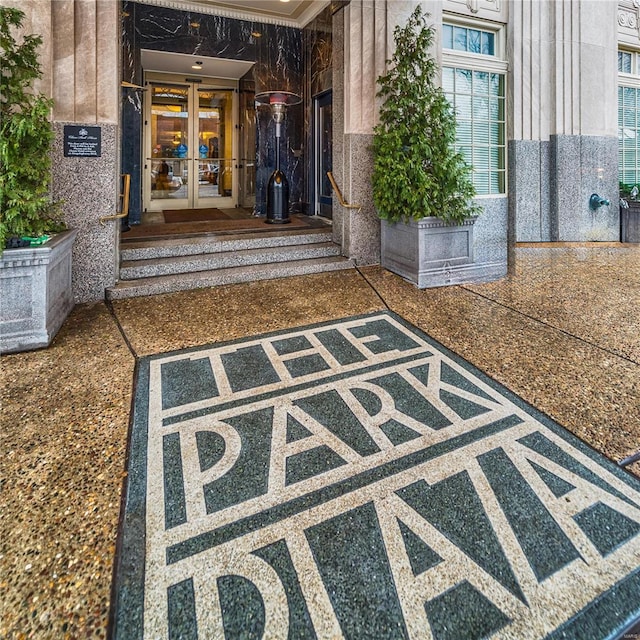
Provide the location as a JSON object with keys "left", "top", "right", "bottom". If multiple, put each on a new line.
{"left": 589, "top": 193, "right": 610, "bottom": 210}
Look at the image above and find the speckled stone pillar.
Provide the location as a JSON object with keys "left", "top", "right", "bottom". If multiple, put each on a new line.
{"left": 1, "top": 0, "right": 120, "bottom": 301}
{"left": 51, "top": 123, "right": 119, "bottom": 303}
{"left": 508, "top": 140, "right": 552, "bottom": 243}
{"left": 550, "top": 135, "right": 620, "bottom": 242}
{"left": 472, "top": 197, "right": 509, "bottom": 279}
{"left": 343, "top": 133, "right": 379, "bottom": 265}
{"left": 509, "top": 0, "right": 619, "bottom": 242}
{"left": 332, "top": 6, "right": 346, "bottom": 250}
{"left": 336, "top": 0, "right": 425, "bottom": 265}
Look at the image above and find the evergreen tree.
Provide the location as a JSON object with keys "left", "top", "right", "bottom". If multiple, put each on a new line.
{"left": 0, "top": 7, "right": 62, "bottom": 251}
{"left": 372, "top": 6, "right": 479, "bottom": 224}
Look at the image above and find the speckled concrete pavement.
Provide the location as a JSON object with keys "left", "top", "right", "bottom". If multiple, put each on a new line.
{"left": 1, "top": 247, "right": 639, "bottom": 638}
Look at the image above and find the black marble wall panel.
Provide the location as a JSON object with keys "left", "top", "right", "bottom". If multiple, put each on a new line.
{"left": 121, "top": 1, "right": 303, "bottom": 221}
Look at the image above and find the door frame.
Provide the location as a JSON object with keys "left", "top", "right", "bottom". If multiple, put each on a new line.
{"left": 313, "top": 90, "right": 333, "bottom": 218}
{"left": 143, "top": 72, "right": 239, "bottom": 212}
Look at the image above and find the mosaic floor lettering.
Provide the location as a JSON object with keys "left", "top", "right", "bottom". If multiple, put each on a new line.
{"left": 113, "top": 312, "right": 640, "bottom": 639}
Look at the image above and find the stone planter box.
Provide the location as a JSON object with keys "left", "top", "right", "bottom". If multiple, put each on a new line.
{"left": 0, "top": 229, "right": 77, "bottom": 354}
{"left": 381, "top": 216, "right": 485, "bottom": 288}
{"left": 621, "top": 202, "right": 640, "bottom": 243}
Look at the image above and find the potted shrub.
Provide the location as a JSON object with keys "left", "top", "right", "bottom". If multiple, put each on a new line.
{"left": 372, "top": 6, "right": 481, "bottom": 288}
{"left": 0, "top": 7, "right": 76, "bottom": 353}
{"left": 619, "top": 182, "right": 640, "bottom": 243}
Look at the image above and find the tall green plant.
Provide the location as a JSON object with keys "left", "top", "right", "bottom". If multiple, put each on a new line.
{"left": 0, "top": 7, "right": 62, "bottom": 251}
{"left": 372, "top": 6, "right": 479, "bottom": 224}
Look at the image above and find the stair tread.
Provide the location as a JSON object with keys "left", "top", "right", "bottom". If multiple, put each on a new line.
{"left": 121, "top": 227, "right": 331, "bottom": 249}
{"left": 120, "top": 229, "right": 334, "bottom": 260}
{"left": 107, "top": 256, "right": 354, "bottom": 299}
{"left": 121, "top": 241, "right": 340, "bottom": 268}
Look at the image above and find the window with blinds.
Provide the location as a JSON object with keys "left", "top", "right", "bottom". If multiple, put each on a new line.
{"left": 618, "top": 50, "right": 640, "bottom": 185}
{"left": 442, "top": 19, "right": 506, "bottom": 196}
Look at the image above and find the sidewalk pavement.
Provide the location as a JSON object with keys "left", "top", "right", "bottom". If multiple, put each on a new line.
{"left": 1, "top": 245, "right": 639, "bottom": 638}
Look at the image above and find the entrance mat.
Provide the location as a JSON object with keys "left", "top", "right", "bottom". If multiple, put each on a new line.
{"left": 163, "top": 208, "right": 233, "bottom": 223}
{"left": 112, "top": 312, "right": 640, "bottom": 639}
{"left": 121, "top": 215, "right": 315, "bottom": 241}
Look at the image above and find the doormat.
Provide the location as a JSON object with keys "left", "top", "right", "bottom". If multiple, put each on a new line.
{"left": 112, "top": 312, "right": 640, "bottom": 639}
{"left": 163, "top": 208, "right": 232, "bottom": 223}
{"left": 121, "top": 215, "right": 316, "bottom": 241}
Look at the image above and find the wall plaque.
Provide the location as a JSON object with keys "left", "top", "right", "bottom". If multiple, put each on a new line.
{"left": 64, "top": 125, "right": 102, "bottom": 157}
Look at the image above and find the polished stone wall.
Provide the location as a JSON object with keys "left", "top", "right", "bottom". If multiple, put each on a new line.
{"left": 551, "top": 135, "right": 620, "bottom": 241}
{"left": 1, "top": 0, "right": 120, "bottom": 302}
{"left": 344, "top": 132, "right": 380, "bottom": 265}
{"left": 121, "top": 1, "right": 303, "bottom": 221}
{"left": 473, "top": 197, "right": 508, "bottom": 278}
{"left": 332, "top": 6, "right": 346, "bottom": 249}
{"left": 509, "top": 140, "right": 552, "bottom": 243}
{"left": 509, "top": 135, "right": 620, "bottom": 242}
{"left": 508, "top": 0, "right": 619, "bottom": 241}
{"left": 51, "top": 123, "right": 119, "bottom": 303}
{"left": 333, "top": 3, "right": 376, "bottom": 262}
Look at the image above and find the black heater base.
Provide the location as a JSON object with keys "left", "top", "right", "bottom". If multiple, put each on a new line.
{"left": 266, "top": 168, "right": 290, "bottom": 224}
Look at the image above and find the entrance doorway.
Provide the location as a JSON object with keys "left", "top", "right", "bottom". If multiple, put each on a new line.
{"left": 314, "top": 91, "right": 333, "bottom": 218}
{"left": 143, "top": 73, "right": 238, "bottom": 212}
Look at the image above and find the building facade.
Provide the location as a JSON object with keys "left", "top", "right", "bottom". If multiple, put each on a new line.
{"left": 1, "top": 0, "right": 631, "bottom": 303}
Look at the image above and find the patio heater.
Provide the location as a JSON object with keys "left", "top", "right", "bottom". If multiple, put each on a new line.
{"left": 255, "top": 91, "right": 301, "bottom": 224}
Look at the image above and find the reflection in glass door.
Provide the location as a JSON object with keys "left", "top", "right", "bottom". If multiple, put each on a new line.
{"left": 144, "top": 74, "right": 237, "bottom": 211}
{"left": 314, "top": 91, "right": 333, "bottom": 218}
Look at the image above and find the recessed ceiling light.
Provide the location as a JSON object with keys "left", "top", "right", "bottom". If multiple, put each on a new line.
{"left": 280, "top": 0, "right": 290, "bottom": 3}
{"left": 191, "top": 61, "right": 203, "bottom": 69}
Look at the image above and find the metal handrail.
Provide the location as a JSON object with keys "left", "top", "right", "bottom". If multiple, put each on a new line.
{"left": 100, "top": 174, "right": 130, "bottom": 225}
{"left": 327, "top": 171, "right": 361, "bottom": 210}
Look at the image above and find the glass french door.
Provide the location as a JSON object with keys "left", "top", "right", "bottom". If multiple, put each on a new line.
{"left": 144, "top": 73, "right": 238, "bottom": 211}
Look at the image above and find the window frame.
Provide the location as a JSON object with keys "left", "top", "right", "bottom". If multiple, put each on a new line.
{"left": 442, "top": 15, "right": 508, "bottom": 198}
{"left": 618, "top": 47, "right": 640, "bottom": 186}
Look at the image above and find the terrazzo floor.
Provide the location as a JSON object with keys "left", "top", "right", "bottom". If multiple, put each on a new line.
{"left": 1, "top": 245, "right": 639, "bottom": 639}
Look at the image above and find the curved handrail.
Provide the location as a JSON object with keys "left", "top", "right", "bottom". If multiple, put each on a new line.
{"left": 327, "top": 171, "right": 361, "bottom": 210}
{"left": 100, "top": 174, "right": 130, "bottom": 225}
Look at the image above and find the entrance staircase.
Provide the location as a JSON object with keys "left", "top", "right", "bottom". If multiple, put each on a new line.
{"left": 106, "top": 226, "right": 354, "bottom": 300}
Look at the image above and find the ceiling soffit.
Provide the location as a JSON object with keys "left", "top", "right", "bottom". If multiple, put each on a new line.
{"left": 133, "top": 0, "right": 331, "bottom": 28}
{"left": 141, "top": 50, "right": 255, "bottom": 79}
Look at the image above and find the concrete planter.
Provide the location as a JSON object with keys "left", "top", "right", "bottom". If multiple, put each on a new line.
{"left": 621, "top": 202, "right": 640, "bottom": 243}
{"left": 381, "top": 216, "right": 481, "bottom": 288}
{"left": 0, "top": 229, "right": 78, "bottom": 354}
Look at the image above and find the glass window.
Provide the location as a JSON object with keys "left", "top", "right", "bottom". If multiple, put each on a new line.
{"left": 444, "top": 67, "right": 506, "bottom": 195}
{"left": 443, "top": 21, "right": 505, "bottom": 195}
{"left": 619, "top": 85, "right": 640, "bottom": 184}
{"left": 453, "top": 26, "right": 468, "bottom": 51}
{"left": 443, "top": 24, "right": 496, "bottom": 57}
{"left": 618, "top": 50, "right": 640, "bottom": 184}
{"left": 619, "top": 51, "right": 633, "bottom": 74}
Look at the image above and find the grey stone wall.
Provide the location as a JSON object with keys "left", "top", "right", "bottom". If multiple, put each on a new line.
{"left": 473, "top": 197, "right": 508, "bottom": 275}
{"left": 343, "top": 133, "right": 380, "bottom": 266}
{"left": 510, "top": 136, "right": 619, "bottom": 242}
{"left": 51, "top": 122, "right": 119, "bottom": 303}
{"left": 509, "top": 140, "right": 552, "bottom": 242}
{"left": 551, "top": 135, "right": 619, "bottom": 241}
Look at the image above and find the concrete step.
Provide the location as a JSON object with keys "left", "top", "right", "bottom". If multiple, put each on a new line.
{"left": 107, "top": 255, "right": 355, "bottom": 300}
{"left": 120, "top": 228, "right": 334, "bottom": 261}
{"left": 120, "top": 242, "right": 342, "bottom": 279}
